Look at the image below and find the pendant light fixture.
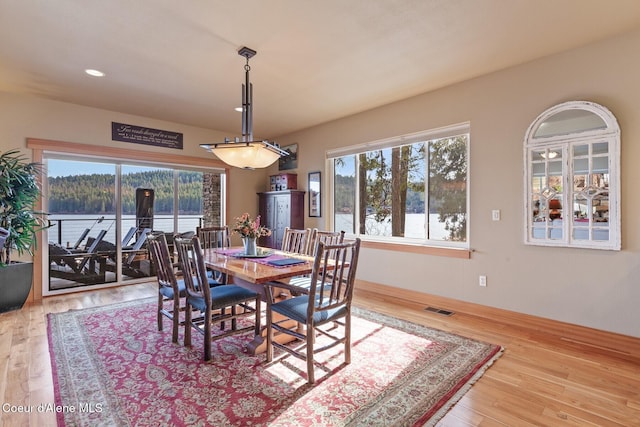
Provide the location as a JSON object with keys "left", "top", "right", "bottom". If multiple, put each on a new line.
{"left": 200, "top": 46, "right": 288, "bottom": 169}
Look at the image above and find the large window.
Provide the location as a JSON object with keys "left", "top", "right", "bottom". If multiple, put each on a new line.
{"left": 329, "top": 123, "right": 469, "bottom": 248}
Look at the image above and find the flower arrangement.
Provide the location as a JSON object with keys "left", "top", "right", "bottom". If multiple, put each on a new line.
{"left": 232, "top": 213, "right": 271, "bottom": 239}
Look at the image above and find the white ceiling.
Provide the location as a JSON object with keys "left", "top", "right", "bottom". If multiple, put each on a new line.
{"left": 1, "top": 0, "right": 640, "bottom": 139}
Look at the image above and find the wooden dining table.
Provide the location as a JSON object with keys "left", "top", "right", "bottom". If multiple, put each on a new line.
{"left": 202, "top": 246, "right": 315, "bottom": 355}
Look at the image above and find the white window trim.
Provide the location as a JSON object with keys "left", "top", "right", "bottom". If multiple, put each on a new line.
{"left": 327, "top": 122, "right": 471, "bottom": 251}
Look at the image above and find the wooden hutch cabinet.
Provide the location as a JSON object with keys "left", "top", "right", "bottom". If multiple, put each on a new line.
{"left": 257, "top": 190, "right": 305, "bottom": 249}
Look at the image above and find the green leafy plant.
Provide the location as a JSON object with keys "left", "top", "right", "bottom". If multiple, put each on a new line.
{"left": 0, "top": 149, "right": 48, "bottom": 266}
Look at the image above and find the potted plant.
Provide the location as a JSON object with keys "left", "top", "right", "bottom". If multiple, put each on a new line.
{"left": 0, "top": 149, "right": 48, "bottom": 313}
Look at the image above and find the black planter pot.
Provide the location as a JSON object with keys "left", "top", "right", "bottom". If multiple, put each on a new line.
{"left": 0, "top": 262, "right": 34, "bottom": 313}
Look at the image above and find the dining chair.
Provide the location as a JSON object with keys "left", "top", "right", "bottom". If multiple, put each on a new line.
{"left": 147, "top": 232, "right": 184, "bottom": 344}
{"left": 196, "top": 226, "right": 230, "bottom": 285}
{"left": 281, "top": 227, "right": 311, "bottom": 254}
{"left": 175, "top": 236, "right": 261, "bottom": 361}
{"left": 307, "top": 229, "right": 345, "bottom": 257}
{"left": 276, "top": 229, "right": 346, "bottom": 296}
{"left": 266, "top": 238, "right": 361, "bottom": 384}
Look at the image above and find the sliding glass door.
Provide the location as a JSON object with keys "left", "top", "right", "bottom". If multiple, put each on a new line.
{"left": 47, "top": 159, "right": 117, "bottom": 290}
{"left": 45, "top": 156, "right": 222, "bottom": 293}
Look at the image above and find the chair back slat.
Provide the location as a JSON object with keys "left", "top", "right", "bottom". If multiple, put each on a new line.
{"left": 121, "top": 226, "right": 138, "bottom": 247}
{"left": 307, "top": 229, "right": 345, "bottom": 257}
{"left": 197, "top": 226, "right": 230, "bottom": 251}
{"left": 281, "top": 227, "right": 311, "bottom": 254}
{"left": 72, "top": 228, "right": 91, "bottom": 249}
{"left": 86, "top": 230, "right": 107, "bottom": 253}
{"left": 308, "top": 239, "right": 360, "bottom": 315}
{"left": 147, "top": 232, "right": 179, "bottom": 293}
{"left": 74, "top": 229, "right": 108, "bottom": 271}
{"left": 175, "top": 236, "right": 211, "bottom": 301}
{"left": 196, "top": 226, "right": 229, "bottom": 284}
{"left": 125, "top": 227, "right": 151, "bottom": 264}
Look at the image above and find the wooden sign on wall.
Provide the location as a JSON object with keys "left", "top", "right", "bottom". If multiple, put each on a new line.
{"left": 111, "top": 122, "right": 183, "bottom": 149}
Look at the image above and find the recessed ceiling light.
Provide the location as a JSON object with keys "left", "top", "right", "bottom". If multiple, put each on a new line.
{"left": 85, "top": 69, "right": 105, "bottom": 77}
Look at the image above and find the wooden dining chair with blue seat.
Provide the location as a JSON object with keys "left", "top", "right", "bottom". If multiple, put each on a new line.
{"left": 278, "top": 229, "right": 346, "bottom": 295}
{"left": 147, "top": 232, "right": 185, "bottom": 343}
{"left": 276, "top": 227, "right": 311, "bottom": 298}
{"left": 266, "top": 238, "right": 361, "bottom": 384}
{"left": 281, "top": 227, "right": 311, "bottom": 254}
{"left": 306, "top": 229, "right": 345, "bottom": 257}
{"left": 196, "top": 225, "right": 230, "bottom": 286}
{"left": 175, "top": 236, "right": 262, "bottom": 361}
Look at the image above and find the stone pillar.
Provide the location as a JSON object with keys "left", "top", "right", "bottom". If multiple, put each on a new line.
{"left": 202, "top": 173, "right": 221, "bottom": 227}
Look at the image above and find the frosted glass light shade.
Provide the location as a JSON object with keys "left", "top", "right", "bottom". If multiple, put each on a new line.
{"left": 211, "top": 142, "right": 281, "bottom": 169}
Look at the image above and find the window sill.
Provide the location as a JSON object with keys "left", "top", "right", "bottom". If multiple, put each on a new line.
{"left": 360, "top": 240, "right": 471, "bottom": 259}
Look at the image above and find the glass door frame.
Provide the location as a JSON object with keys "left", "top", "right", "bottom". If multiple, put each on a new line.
{"left": 28, "top": 138, "right": 229, "bottom": 298}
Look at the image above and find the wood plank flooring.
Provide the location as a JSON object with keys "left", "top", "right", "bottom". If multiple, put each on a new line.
{"left": 1, "top": 281, "right": 638, "bottom": 426}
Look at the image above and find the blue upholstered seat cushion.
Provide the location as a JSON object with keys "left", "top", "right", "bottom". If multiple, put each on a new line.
{"left": 206, "top": 269, "right": 226, "bottom": 286}
{"left": 159, "top": 279, "right": 187, "bottom": 299}
{"left": 159, "top": 276, "right": 218, "bottom": 299}
{"left": 271, "top": 295, "right": 346, "bottom": 325}
{"left": 286, "top": 276, "right": 312, "bottom": 292}
{"left": 187, "top": 285, "right": 258, "bottom": 313}
{"left": 207, "top": 276, "right": 224, "bottom": 287}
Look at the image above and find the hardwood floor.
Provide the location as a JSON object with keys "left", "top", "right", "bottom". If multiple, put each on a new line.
{"left": 1, "top": 281, "right": 638, "bottom": 426}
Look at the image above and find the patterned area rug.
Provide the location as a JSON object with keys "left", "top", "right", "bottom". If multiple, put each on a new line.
{"left": 47, "top": 298, "right": 503, "bottom": 426}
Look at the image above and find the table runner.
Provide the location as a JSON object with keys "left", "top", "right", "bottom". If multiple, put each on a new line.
{"left": 215, "top": 248, "right": 311, "bottom": 268}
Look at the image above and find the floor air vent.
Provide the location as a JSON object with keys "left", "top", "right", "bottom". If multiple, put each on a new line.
{"left": 424, "top": 306, "right": 455, "bottom": 316}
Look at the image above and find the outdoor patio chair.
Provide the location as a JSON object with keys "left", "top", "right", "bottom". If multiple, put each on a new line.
{"left": 70, "top": 228, "right": 90, "bottom": 250}
{"left": 121, "top": 226, "right": 138, "bottom": 248}
{"left": 266, "top": 238, "right": 361, "bottom": 384}
{"left": 49, "top": 229, "right": 109, "bottom": 284}
{"left": 175, "top": 236, "right": 261, "bottom": 361}
{"left": 123, "top": 227, "right": 151, "bottom": 264}
{"left": 101, "top": 227, "right": 153, "bottom": 278}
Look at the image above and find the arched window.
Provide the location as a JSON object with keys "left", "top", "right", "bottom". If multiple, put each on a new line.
{"left": 524, "top": 101, "right": 620, "bottom": 250}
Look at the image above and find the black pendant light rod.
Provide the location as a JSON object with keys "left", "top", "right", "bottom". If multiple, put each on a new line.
{"left": 239, "top": 47, "right": 256, "bottom": 143}
{"left": 199, "top": 46, "right": 289, "bottom": 163}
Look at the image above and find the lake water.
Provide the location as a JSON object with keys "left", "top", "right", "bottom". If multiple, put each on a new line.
{"left": 48, "top": 214, "right": 202, "bottom": 247}
{"left": 49, "top": 213, "right": 452, "bottom": 247}
{"left": 335, "top": 213, "right": 449, "bottom": 240}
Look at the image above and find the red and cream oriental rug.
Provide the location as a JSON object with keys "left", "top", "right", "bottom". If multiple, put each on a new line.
{"left": 47, "top": 298, "right": 503, "bottom": 426}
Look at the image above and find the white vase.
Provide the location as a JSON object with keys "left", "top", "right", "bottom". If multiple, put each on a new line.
{"left": 242, "top": 236, "right": 257, "bottom": 256}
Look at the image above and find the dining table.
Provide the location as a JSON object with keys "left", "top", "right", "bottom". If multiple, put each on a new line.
{"left": 202, "top": 246, "right": 316, "bottom": 355}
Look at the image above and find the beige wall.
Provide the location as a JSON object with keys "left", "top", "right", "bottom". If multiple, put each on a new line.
{"left": 271, "top": 28, "right": 640, "bottom": 338}
{"left": 2, "top": 27, "right": 639, "bottom": 337}
{"left": 0, "top": 92, "right": 268, "bottom": 244}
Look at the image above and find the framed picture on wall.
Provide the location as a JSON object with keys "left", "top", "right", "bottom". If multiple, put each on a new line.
{"left": 308, "top": 171, "right": 321, "bottom": 217}
{"left": 278, "top": 144, "right": 298, "bottom": 171}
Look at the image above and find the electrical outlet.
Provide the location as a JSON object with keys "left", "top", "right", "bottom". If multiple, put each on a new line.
{"left": 479, "top": 275, "right": 487, "bottom": 287}
{"left": 492, "top": 210, "right": 501, "bottom": 221}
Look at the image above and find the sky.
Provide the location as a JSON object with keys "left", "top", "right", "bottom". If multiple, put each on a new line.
{"left": 46, "top": 159, "right": 158, "bottom": 177}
